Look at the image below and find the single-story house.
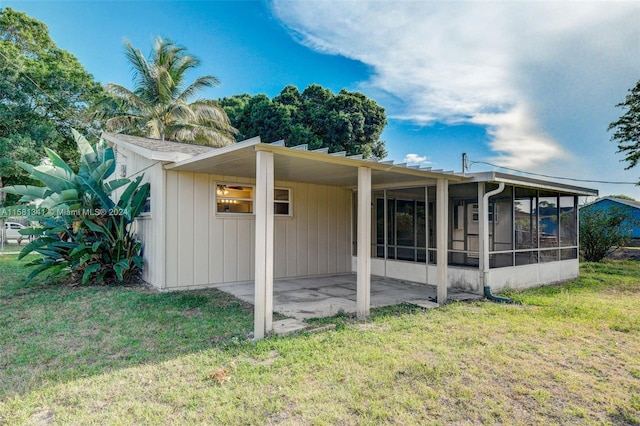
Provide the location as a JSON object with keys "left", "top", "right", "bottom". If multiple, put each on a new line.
{"left": 579, "top": 196, "right": 640, "bottom": 238}
{"left": 102, "top": 132, "right": 598, "bottom": 338}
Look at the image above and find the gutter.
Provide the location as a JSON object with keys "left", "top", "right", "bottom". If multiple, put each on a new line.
{"left": 481, "top": 182, "right": 514, "bottom": 304}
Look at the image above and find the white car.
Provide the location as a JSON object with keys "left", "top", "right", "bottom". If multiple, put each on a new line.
{"left": 3, "top": 221, "right": 26, "bottom": 243}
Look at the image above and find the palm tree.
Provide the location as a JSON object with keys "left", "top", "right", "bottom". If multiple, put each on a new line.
{"left": 99, "top": 36, "right": 237, "bottom": 146}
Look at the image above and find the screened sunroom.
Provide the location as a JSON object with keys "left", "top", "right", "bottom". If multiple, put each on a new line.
{"left": 356, "top": 173, "right": 595, "bottom": 293}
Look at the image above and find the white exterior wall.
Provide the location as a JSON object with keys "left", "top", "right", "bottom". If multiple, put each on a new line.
{"left": 367, "top": 258, "right": 428, "bottom": 284}
{"left": 113, "top": 146, "right": 165, "bottom": 288}
{"left": 361, "top": 259, "right": 480, "bottom": 291}
{"left": 446, "top": 267, "right": 481, "bottom": 291}
{"left": 359, "top": 258, "right": 577, "bottom": 293}
{"left": 486, "top": 259, "right": 579, "bottom": 292}
{"left": 163, "top": 171, "right": 352, "bottom": 290}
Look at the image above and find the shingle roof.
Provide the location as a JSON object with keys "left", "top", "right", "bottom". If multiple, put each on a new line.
{"left": 102, "top": 133, "right": 215, "bottom": 156}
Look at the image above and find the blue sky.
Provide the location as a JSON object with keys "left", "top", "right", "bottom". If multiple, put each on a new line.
{"left": 3, "top": 0, "right": 640, "bottom": 198}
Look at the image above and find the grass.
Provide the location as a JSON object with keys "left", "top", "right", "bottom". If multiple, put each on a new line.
{"left": 1, "top": 255, "right": 639, "bottom": 424}
{"left": 0, "top": 241, "right": 26, "bottom": 255}
{"left": 0, "top": 255, "right": 254, "bottom": 399}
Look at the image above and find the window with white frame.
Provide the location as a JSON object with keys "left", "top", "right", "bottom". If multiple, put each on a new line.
{"left": 216, "top": 184, "right": 291, "bottom": 216}
{"left": 274, "top": 188, "right": 291, "bottom": 216}
{"left": 216, "top": 184, "right": 254, "bottom": 214}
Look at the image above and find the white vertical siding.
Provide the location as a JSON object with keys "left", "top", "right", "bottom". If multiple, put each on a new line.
{"left": 307, "top": 184, "right": 319, "bottom": 276}
{"left": 208, "top": 175, "right": 225, "bottom": 284}
{"left": 285, "top": 197, "right": 298, "bottom": 277}
{"left": 177, "top": 172, "right": 195, "bottom": 286}
{"left": 317, "top": 185, "right": 329, "bottom": 273}
{"left": 114, "top": 146, "right": 165, "bottom": 288}
{"left": 336, "top": 187, "right": 350, "bottom": 272}
{"left": 274, "top": 219, "right": 287, "bottom": 278}
{"left": 165, "top": 171, "right": 179, "bottom": 287}
{"left": 295, "top": 183, "right": 309, "bottom": 277}
{"left": 161, "top": 172, "right": 352, "bottom": 290}
{"left": 327, "top": 186, "right": 338, "bottom": 274}
{"left": 193, "top": 173, "right": 210, "bottom": 285}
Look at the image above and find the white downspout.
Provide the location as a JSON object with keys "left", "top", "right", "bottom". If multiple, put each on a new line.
{"left": 482, "top": 182, "right": 505, "bottom": 288}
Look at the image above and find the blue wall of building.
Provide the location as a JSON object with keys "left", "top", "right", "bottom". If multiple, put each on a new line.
{"left": 581, "top": 198, "right": 640, "bottom": 238}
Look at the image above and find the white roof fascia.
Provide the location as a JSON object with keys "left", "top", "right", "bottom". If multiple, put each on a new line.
{"left": 470, "top": 171, "right": 598, "bottom": 196}
{"left": 102, "top": 133, "right": 194, "bottom": 163}
{"left": 254, "top": 144, "right": 469, "bottom": 182}
{"left": 164, "top": 136, "right": 262, "bottom": 170}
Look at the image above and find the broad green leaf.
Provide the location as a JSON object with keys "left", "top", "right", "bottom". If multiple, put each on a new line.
{"left": 34, "top": 249, "right": 64, "bottom": 259}
{"left": 69, "top": 244, "right": 90, "bottom": 258}
{"left": 44, "top": 147, "right": 74, "bottom": 175}
{"left": 24, "top": 261, "right": 58, "bottom": 284}
{"left": 73, "top": 128, "right": 98, "bottom": 171}
{"left": 82, "top": 218, "right": 106, "bottom": 233}
{"left": 132, "top": 255, "right": 143, "bottom": 269}
{"left": 76, "top": 174, "right": 115, "bottom": 210}
{"left": 117, "top": 175, "right": 144, "bottom": 209}
{"left": 133, "top": 183, "right": 150, "bottom": 217}
{"left": 39, "top": 189, "right": 80, "bottom": 210}
{"left": 88, "top": 159, "right": 115, "bottom": 186}
{"left": 82, "top": 263, "right": 101, "bottom": 285}
{"left": 18, "top": 236, "right": 57, "bottom": 259}
{"left": 0, "top": 185, "right": 49, "bottom": 199}
{"left": 29, "top": 166, "right": 76, "bottom": 193}
{"left": 19, "top": 227, "right": 45, "bottom": 236}
{"left": 104, "top": 178, "right": 131, "bottom": 194}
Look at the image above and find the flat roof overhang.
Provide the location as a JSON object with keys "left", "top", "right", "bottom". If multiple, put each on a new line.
{"left": 164, "top": 140, "right": 470, "bottom": 188}
{"left": 469, "top": 171, "right": 599, "bottom": 197}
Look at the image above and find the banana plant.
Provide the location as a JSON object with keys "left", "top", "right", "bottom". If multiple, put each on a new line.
{"left": 0, "top": 129, "right": 149, "bottom": 285}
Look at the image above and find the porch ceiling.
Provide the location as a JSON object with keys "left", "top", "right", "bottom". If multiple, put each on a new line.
{"left": 165, "top": 142, "right": 469, "bottom": 188}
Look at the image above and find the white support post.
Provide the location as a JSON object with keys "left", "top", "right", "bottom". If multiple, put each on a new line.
{"left": 436, "top": 178, "right": 448, "bottom": 304}
{"left": 254, "top": 150, "right": 274, "bottom": 340}
{"left": 357, "top": 166, "right": 372, "bottom": 319}
{"left": 425, "top": 186, "right": 429, "bottom": 285}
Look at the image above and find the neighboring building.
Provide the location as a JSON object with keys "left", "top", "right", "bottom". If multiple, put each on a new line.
{"left": 102, "top": 132, "right": 598, "bottom": 338}
{"left": 580, "top": 196, "right": 640, "bottom": 238}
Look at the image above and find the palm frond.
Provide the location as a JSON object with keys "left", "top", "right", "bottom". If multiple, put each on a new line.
{"left": 105, "top": 115, "right": 146, "bottom": 135}
{"left": 178, "top": 75, "right": 220, "bottom": 102}
{"left": 123, "top": 40, "right": 155, "bottom": 95}
{"left": 106, "top": 83, "right": 148, "bottom": 112}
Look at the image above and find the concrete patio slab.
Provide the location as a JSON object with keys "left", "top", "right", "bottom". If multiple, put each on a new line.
{"left": 217, "top": 274, "right": 455, "bottom": 321}
{"left": 272, "top": 318, "right": 308, "bottom": 336}
{"left": 275, "top": 297, "right": 356, "bottom": 320}
{"left": 315, "top": 285, "right": 356, "bottom": 298}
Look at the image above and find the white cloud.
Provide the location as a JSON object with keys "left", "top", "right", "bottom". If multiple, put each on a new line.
{"left": 271, "top": 1, "right": 639, "bottom": 170}
{"left": 470, "top": 104, "right": 568, "bottom": 169}
{"left": 403, "top": 153, "right": 431, "bottom": 166}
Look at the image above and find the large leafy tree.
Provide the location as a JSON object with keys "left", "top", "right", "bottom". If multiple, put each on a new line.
{"left": 0, "top": 8, "right": 104, "bottom": 198}
{"left": 609, "top": 79, "right": 640, "bottom": 170}
{"left": 220, "top": 84, "right": 388, "bottom": 159}
{"left": 97, "top": 37, "right": 237, "bottom": 146}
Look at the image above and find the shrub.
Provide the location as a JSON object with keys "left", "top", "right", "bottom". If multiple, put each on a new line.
{"left": 579, "top": 205, "right": 634, "bottom": 262}
{"left": 0, "top": 130, "right": 149, "bottom": 284}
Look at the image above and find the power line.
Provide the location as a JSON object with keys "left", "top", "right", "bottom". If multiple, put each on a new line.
{"left": 468, "top": 159, "right": 638, "bottom": 185}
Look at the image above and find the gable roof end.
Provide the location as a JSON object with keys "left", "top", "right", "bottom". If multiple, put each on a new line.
{"left": 101, "top": 132, "right": 216, "bottom": 162}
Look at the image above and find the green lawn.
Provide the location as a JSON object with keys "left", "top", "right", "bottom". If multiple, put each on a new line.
{"left": 1, "top": 255, "right": 639, "bottom": 425}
